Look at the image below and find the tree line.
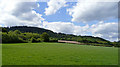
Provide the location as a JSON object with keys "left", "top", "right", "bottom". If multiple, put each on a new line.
{"left": 2, "top": 29, "right": 50, "bottom": 43}
{"left": 2, "top": 27, "right": 120, "bottom": 47}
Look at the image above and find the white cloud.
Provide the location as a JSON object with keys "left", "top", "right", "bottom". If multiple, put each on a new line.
{"left": 44, "top": 0, "right": 67, "bottom": 15}
{"left": 37, "top": 3, "right": 40, "bottom": 7}
{"left": 42, "top": 21, "right": 90, "bottom": 35}
{"left": 91, "top": 22, "right": 118, "bottom": 41}
{"left": 0, "top": 0, "right": 44, "bottom": 27}
{"left": 67, "top": 0, "right": 118, "bottom": 22}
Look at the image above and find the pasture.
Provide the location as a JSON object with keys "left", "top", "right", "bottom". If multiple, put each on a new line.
{"left": 2, "top": 43, "right": 118, "bottom": 65}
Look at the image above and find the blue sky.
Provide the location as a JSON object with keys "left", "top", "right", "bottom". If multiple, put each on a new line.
{"left": 35, "top": 2, "right": 75, "bottom": 22}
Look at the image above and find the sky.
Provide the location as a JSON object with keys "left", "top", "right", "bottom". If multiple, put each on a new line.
{"left": 0, "top": 0, "right": 119, "bottom": 41}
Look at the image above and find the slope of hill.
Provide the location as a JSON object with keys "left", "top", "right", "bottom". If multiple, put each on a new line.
{"left": 5, "top": 26, "right": 55, "bottom": 36}
{"left": 3, "top": 26, "right": 111, "bottom": 45}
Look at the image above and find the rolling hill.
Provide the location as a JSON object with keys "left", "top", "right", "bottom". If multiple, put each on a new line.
{"left": 2, "top": 26, "right": 111, "bottom": 44}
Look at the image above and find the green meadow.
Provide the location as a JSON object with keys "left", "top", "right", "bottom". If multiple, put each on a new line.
{"left": 2, "top": 43, "right": 118, "bottom": 65}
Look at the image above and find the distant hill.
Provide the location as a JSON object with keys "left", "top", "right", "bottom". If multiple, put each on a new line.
{"left": 5, "top": 26, "right": 56, "bottom": 37}
{"left": 3, "top": 26, "right": 110, "bottom": 44}
{"left": 4, "top": 26, "right": 75, "bottom": 38}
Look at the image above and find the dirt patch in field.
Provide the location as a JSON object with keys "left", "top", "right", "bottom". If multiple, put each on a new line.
{"left": 58, "top": 40, "right": 84, "bottom": 45}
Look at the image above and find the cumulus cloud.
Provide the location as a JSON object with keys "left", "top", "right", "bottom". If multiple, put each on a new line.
{"left": 42, "top": 22, "right": 90, "bottom": 35}
{"left": 91, "top": 21, "right": 118, "bottom": 41}
{"left": 44, "top": 0, "right": 67, "bottom": 15}
{"left": 67, "top": 0, "right": 118, "bottom": 22}
{"left": 0, "top": 0, "right": 44, "bottom": 27}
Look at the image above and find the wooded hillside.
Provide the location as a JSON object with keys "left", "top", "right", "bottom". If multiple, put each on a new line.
{"left": 2, "top": 26, "right": 120, "bottom": 47}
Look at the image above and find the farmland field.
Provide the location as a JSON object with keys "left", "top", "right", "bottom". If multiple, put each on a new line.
{"left": 2, "top": 43, "right": 118, "bottom": 65}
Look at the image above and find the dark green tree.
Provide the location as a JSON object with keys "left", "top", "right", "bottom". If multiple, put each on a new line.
{"left": 30, "top": 37, "right": 38, "bottom": 43}
{"left": 14, "top": 30, "right": 21, "bottom": 34}
{"left": 40, "top": 32, "right": 49, "bottom": 42}
{"left": 2, "top": 28, "right": 8, "bottom": 33}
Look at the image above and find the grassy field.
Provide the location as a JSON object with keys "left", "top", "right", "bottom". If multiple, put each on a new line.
{"left": 2, "top": 43, "right": 118, "bottom": 65}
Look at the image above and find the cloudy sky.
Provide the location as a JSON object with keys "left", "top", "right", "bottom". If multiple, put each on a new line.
{"left": 0, "top": 0, "right": 119, "bottom": 41}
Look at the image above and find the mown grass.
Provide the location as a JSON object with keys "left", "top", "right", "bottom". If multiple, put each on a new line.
{"left": 2, "top": 43, "right": 118, "bottom": 65}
